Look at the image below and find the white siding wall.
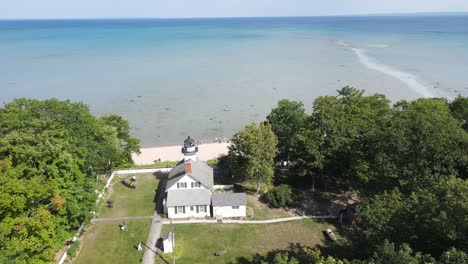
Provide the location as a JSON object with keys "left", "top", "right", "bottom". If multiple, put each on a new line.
{"left": 167, "top": 205, "right": 210, "bottom": 218}
{"left": 213, "top": 205, "right": 246, "bottom": 218}
{"left": 166, "top": 174, "right": 208, "bottom": 191}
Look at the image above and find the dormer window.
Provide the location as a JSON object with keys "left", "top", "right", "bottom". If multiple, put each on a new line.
{"left": 177, "top": 182, "right": 187, "bottom": 189}
{"left": 191, "top": 182, "right": 201, "bottom": 188}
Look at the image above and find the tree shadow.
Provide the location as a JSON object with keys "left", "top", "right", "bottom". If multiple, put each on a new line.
{"left": 231, "top": 241, "right": 359, "bottom": 264}
{"left": 316, "top": 220, "right": 365, "bottom": 260}
{"left": 213, "top": 166, "right": 235, "bottom": 185}
{"left": 291, "top": 188, "right": 358, "bottom": 217}
{"left": 231, "top": 243, "right": 314, "bottom": 264}
{"left": 228, "top": 219, "right": 363, "bottom": 264}
{"left": 141, "top": 241, "right": 170, "bottom": 264}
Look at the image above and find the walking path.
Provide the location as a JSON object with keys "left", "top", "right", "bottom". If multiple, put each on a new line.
{"left": 162, "top": 215, "right": 337, "bottom": 225}
{"left": 142, "top": 213, "right": 163, "bottom": 264}
{"left": 91, "top": 215, "right": 153, "bottom": 222}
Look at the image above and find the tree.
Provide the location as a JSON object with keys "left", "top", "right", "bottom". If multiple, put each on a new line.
{"left": 228, "top": 122, "right": 277, "bottom": 193}
{"left": 358, "top": 177, "right": 468, "bottom": 257}
{"left": 296, "top": 87, "right": 392, "bottom": 189}
{"left": 264, "top": 253, "right": 299, "bottom": 264}
{"left": 266, "top": 99, "right": 307, "bottom": 162}
{"left": 438, "top": 248, "right": 468, "bottom": 264}
{"left": 0, "top": 98, "right": 139, "bottom": 263}
{"left": 366, "top": 98, "right": 468, "bottom": 193}
{"left": 352, "top": 240, "right": 435, "bottom": 264}
{"left": 245, "top": 247, "right": 345, "bottom": 264}
{"left": 300, "top": 248, "right": 346, "bottom": 264}
{"left": 449, "top": 95, "right": 468, "bottom": 131}
{"left": 0, "top": 98, "right": 140, "bottom": 174}
{"left": 265, "top": 184, "right": 296, "bottom": 208}
{"left": 100, "top": 115, "right": 141, "bottom": 166}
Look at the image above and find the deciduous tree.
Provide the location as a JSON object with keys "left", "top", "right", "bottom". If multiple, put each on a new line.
{"left": 228, "top": 122, "right": 277, "bottom": 193}
{"left": 266, "top": 99, "right": 307, "bottom": 162}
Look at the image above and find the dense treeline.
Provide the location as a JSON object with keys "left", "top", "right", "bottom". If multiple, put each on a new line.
{"left": 236, "top": 87, "right": 467, "bottom": 263}
{"left": 0, "top": 98, "right": 139, "bottom": 263}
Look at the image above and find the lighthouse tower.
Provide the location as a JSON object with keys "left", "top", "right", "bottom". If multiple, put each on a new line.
{"left": 182, "top": 136, "right": 198, "bottom": 162}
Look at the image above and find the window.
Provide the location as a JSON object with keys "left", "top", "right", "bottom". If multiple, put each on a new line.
{"left": 197, "top": 205, "right": 206, "bottom": 213}
{"left": 232, "top": 206, "right": 240, "bottom": 209}
{"left": 176, "top": 206, "right": 185, "bottom": 214}
{"left": 191, "top": 182, "right": 201, "bottom": 188}
{"left": 177, "top": 182, "right": 187, "bottom": 189}
{"left": 190, "top": 206, "right": 194, "bottom": 211}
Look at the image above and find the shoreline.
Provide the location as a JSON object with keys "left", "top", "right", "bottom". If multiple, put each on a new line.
{"left": 132, "top": 142, "right": 230, "bottom": 165}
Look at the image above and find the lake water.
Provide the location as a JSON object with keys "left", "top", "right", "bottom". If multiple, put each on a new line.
{"left": 1, "top": 15, "right": 467, "bottom": 146}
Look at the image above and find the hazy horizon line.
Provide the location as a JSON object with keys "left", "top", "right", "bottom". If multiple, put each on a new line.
{"left": 1, "top": 11, "right": 468, "bottom": 21}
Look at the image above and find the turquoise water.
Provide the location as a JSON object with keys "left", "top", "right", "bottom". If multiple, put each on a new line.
{"left": 1, "top": 16, "right": 468, "bottom": 146}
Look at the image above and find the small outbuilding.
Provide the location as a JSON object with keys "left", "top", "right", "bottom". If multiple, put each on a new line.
{"left": 163, "top": 231, "right": 174, "bottom": 253}
{"left": 212, "top": 193, "right": 247, "bottom": 218}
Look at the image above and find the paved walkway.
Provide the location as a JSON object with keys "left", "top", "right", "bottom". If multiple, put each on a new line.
{"left": 162, "top": 215, "right": 337, "bottom": 225}
{"left": 142, "top": 213, "right": 163, "bottom": 264}
{"left": 91, "top": 215, "right": 153, "bottom": 222}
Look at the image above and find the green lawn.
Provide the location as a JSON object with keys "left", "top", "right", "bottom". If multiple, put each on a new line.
{"left": 247, "top": 194, "right": 292, "bottom": 220}
{"left": 75, "top": 220, "right": 151, "bottom": 264}
{"left": 98, "top": 173, "right": 159, "bottom": 217}
{"left": 159, "top": 219, "right": 344, "bottom": 264}
{"left": 122, "top": 160, "right": 180, "bottom": 169}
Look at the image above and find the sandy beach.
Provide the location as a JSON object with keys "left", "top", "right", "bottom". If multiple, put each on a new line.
{"left": 132, "top": 142, "right": 230, "bottom": 165}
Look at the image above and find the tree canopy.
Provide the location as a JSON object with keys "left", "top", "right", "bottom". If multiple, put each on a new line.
{"left": 228, "top": 122, "right": 277, "bottom": 192}
{"left": 263, "top": 90, "right": 468, "bottom": 262}
{"left": 295, "top": 87, "right": 393, "bottom": 189}
{"left": 365, "top": 98, "right": 467, "bottom": 193}
{"left": 266, "top": 99, "right": 307, "bottom": 162}
{"left": 0, "top": 98, "right": 139, "bottom": 263}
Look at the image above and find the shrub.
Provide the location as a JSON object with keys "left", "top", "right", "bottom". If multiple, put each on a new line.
{"left": 67, "top": 240, "right": 80, "bottom": 258}
{"left": 265, "top": 184, "right": 296, "bottom": 208}
{"left": 206, "top": 159, "right": 219, "bottom": 166}
{"left": 259, "top": 185, "right": 269, "bottom": 195}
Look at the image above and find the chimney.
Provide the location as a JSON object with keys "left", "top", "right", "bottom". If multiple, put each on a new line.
{"left": 185, "top": 163, "right": 192, "bottom": 174}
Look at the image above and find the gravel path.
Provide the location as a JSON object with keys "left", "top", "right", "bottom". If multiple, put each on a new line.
{"left": 162, "top": 215, "right": 337, "bottom": 225}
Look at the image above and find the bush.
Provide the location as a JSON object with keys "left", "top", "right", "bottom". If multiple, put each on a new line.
{"left": 259, "top": 185, "right": 269, "bottom": 195}
{"left": 67, "top": 240, "right": 80, "bottom": 258}
{"left": 265, "top": 184, "right": 296, "bottom": 208}
{"left": 206, "top": 159, "right": 219, "bottom": 166}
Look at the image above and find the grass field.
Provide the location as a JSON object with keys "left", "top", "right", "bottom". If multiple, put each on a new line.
{"left": 159, "top": 219, "right": 344, "bottom": 264}
{"left": 98, "top": 173, "right": 159, "bottom": 217}
{"left": 247, "top": 195, "right": 292, "bottom": 220}
{"left": 74, "top": 220, "right": 151, "bottom": 264}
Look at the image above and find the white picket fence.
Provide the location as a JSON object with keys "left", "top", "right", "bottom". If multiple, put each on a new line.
{"left": 58, "top": 168, "right": 170, "bottom": 264}
{"left": 96, "top": 168, "right": 172, "bottom": 205}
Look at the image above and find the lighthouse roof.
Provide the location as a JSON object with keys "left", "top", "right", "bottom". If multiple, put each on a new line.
{"left": 184, "top": 136, "right": 196, "bottom": 147}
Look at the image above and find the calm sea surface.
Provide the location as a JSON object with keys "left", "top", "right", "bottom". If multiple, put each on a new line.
{"left": 1, "top": 16, "right": 468, "bottom": 146}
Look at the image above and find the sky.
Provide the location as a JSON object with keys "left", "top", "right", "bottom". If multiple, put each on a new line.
{"left": 1, "top": 0, "right": 468, "bottom": 19}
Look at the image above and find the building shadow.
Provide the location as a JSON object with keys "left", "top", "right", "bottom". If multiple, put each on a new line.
{"left": 153, "top": 172, "right": 168, "bottom": 214}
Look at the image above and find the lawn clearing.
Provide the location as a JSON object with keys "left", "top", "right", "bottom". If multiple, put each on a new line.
{"left": 98, "top": 173, "right": 159, "bottom": 217}
{"left": 247, "top": 194, "right": 292, "bottom": 220}
{"left": 159, "top": 219, "right": 344, "bottom": 264}
{"left": 74, "top": 220, "right": 151, "bottom": 264}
